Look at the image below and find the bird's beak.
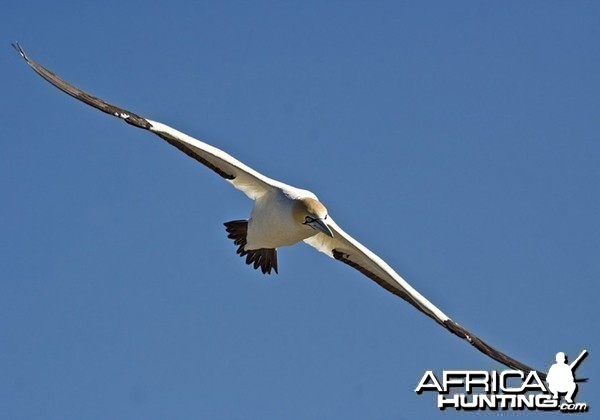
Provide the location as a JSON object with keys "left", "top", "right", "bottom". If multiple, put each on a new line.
{"left": 310, "top": 218, "right": 334, "bottom": 238}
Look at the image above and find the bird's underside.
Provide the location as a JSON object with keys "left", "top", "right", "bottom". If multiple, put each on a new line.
{"left": 13, "top": 43, "right": 547, "bottom": 380}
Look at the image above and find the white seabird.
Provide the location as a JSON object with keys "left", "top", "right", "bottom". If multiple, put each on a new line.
{"left": 13, "top": 43, "right": 544, "bottom": 377}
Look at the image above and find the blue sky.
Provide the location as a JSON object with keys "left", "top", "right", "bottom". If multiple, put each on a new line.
{"left": 1, "top": 1, "right": 598, "bottom": 419}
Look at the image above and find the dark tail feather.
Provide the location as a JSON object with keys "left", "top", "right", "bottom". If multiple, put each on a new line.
{"left": 224, "top": 220, "right": 278, "bottom": 275}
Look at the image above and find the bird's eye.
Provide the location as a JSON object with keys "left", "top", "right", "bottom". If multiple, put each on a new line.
{"left": 324, "top": 215, "right": 328, "bottom": 220}
{"left": 304, "top": 216, "right": 315, "bottom": 224}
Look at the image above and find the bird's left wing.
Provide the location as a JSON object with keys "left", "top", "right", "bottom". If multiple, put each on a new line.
{"left": 13, "top": 43, "right": 280, "bottom": 200}
{"left": 305, "top": 217, "right": 545, "bottom": 378}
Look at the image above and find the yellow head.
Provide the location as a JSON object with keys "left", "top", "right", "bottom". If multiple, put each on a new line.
{"left": 292, "top": 197, "right": 333, "bottom": 237}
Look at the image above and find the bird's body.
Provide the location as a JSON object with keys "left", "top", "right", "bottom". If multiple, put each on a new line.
{"left": 14, "top": 43, "right": 545, "bottom": 378}
{"left": 147, "top": 119, "right": 332, "bottom": 270}
{"left": 247, "top": 189, "right": 317, "bottom": 250}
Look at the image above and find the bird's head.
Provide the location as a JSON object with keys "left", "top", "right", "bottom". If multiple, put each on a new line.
{"left": 293, "top": 197, "right": 334, "bottom": 238}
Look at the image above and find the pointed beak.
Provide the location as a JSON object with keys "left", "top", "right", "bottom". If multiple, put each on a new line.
{"left": 310, "top": 218, "right": 334, "bottom": 238}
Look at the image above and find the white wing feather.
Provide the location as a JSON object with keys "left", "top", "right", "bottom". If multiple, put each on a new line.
{"left": 147, "top": 120, "right": 283, "bottom": 199}
{"left": 305, "top": 218, "right": 545, "bottom": 377}
{"left": 305, "top": 218, "right": 450, "bottom": 323}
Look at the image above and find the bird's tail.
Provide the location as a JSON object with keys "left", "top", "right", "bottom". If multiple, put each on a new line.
{"left": 224, "top": 220, "right": 278, "bottom": 275}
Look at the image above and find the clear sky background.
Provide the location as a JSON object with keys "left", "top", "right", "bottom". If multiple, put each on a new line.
{"left": 1, "top": 2, "right": 598, "bottom": 419}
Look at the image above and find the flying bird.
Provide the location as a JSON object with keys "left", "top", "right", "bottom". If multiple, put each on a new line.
{"left": 13, "top": 43, "right": 544, "bottom": 378}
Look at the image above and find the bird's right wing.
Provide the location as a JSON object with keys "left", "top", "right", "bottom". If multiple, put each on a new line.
{"left": 305, "top": 217, "right": 545, "bottom": 378}
{"left": 13, "top": 43, "right": 282, "bottom": 200}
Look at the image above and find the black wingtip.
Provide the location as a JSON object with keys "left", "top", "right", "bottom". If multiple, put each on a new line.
{"left": 11, "top": 42, "right": 28, "bottom": 61}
